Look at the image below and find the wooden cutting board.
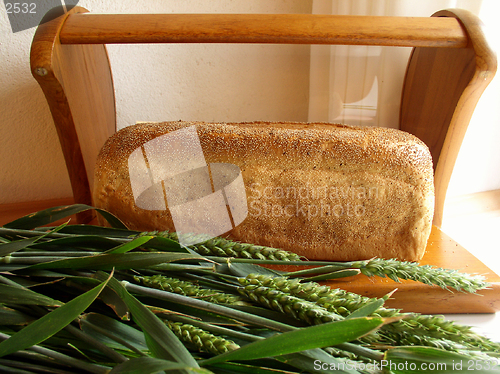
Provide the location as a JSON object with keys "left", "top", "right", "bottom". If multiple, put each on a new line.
{"left": 1, "top": 200, "right": 498, "bottom": 314}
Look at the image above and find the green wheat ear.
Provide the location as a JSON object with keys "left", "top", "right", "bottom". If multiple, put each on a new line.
{"left": 165, "top": 321, "right": 240, "bottom": 355}
{"left": 358, "top": 258, "right": 490, "bottom": 293}
{"left": 240, "top": 273, "right": 500, "bottom": 353}
{"left": 238, "top": 283, "right": 344, "bottom": 326}
{"left": 139, "top": 231, "right": 489, "bottom": 293}
{"left": 134, "top": 275, "right": 247, "bottom": 305}
{"left": 140, "top": 230, "right": 302, "bottom": 261}
{"left": 237, "top": 279, "right": 381, "bottom": 345}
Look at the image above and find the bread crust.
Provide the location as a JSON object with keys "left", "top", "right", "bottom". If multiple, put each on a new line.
{"left": 93, "top": 121, "right": 434, "bottom": 261}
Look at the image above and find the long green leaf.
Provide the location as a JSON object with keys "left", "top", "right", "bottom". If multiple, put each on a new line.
{"left": 54, "top": 224, "right": 139, "bottom": 237}
{"left": 384, "top": 346, "right": 500, "bottom": 374}
{"left": 145, "top": 236, "right": 187, "bottom": 252}
{"left": 0, "top": 307, "right": 35, "bottom": 326}
{"left": 42, "top": 227, "right": 185, "bottom": 252}
{"left": 283, "top": 264, "right": 349, "bottom": 277}
{"left": 96, "top": 285, "right": 130, "bottom": 320}
{"left": 0, "top": 265, "right": 30, "bottom": 271}
{"left": 208, "top": 362, "right": 299, "bottom": 374}
{"left": 0, "top": 332, "right": 110, "bottom": 374}
{"left": 81, "top": 313, "right": 148, "bottom": 354}
{"left": 346, "top": 290, "right": 396, "bottom": 319}
{"left": 277, "top": 349, "right": 360, "bottom": 374}
{"left": 0, "top": 236, "right": 44, "bottom": 257}
{"left": 0, "top": 222, "right": 69, "bottom": 256}
{"left": 38, "top": 229, "right": 187, "bottom": 253}
{"left": 95, "top": 272, "right": 199, "bottom": 368}
{"left": 0, "top": 358, "right": 74, "bottom": 374}
{"left": 202, "top": 317, "right": 387, "bottom": 365}
{"left": 109, "top": 357, "right": 211, "bottom": 374}
{"left": 0, "top": 284, "right": 61, "bottom": 306}
{"left": 3, "top": 204, "right": 126, "bottom": 229}
{"left": 27, "top": 252, "right": 208, "bottom": 270}
{"left": 32, "top": 235, "right": 124, "bottom": 251}
{"left": 144, "top": 331, "right": 176, "bottom": 360}
{"left": 306, "top": 269, "right": 361, "bottom": 281}
{"left": 0, "top": 273, "right": 112, "bottom": 358}
{"left": 223, "top": 262, "right": 284, "bottom": 278}
{"left": 123, "top": 282, "right": 296, "bottom": 333}
{"left": 346, "top": 297, "right": 386, "bottom": 319}
{"left": 105, "top": 236, "right": 153, "bottom": 254}
{"left": 0, "top": 362, "right": 36, "bottom": 373}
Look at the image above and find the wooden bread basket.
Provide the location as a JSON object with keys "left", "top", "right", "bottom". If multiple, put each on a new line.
{"left": 30, "top": 7, "right": 499, "bottom": 313}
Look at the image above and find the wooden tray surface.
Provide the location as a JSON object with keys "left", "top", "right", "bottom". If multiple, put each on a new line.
{"left": 324, "top": 225, "right": 500, "bottom": 314}
{"left": 1, "top": 200, "right": 498, "bottom": 314}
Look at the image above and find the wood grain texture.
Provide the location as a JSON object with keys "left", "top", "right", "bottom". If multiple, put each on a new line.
{"left": 400, "top": 9, "right": 497, "bottom": 227}
{"left": 59, "top": 13, "right": 467, "bottom": 48}
{"left": 30, "top": 8, "right": 91, "bottom": 222}
{"left": 30, "top": 6, "right": 116, "bottom": 223}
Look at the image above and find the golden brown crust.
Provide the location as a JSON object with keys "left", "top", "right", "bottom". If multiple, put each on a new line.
{"left": 93, "top": 121, "right": 434, "bottom": 261}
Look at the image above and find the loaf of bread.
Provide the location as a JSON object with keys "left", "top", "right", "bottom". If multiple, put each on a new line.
{"left": 93, "top": 121, "right": 434, "bottom": 261}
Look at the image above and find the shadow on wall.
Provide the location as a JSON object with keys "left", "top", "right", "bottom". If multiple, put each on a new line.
{"left": 1, "top": 0, "right": 315, "bottom": 204}
{"left": 0, "top": 76, "right": 72, "bottom": 204}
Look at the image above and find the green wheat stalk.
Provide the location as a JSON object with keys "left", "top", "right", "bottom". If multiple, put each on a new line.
{"left": 239, "top": 273, "right": 500, "bottom": 353}
{"left": 138, "top": 231, "right": 302, "bottom": 261}
{"left": 133, "top": 275, "right": 247, "bottom": 305}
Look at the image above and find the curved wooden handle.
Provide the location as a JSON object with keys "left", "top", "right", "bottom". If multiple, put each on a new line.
{"left": 59, "top": 13, "right": 468, "bottom": 48}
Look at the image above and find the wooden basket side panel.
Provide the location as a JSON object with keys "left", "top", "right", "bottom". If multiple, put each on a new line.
{"left": 52, "top": 42, "right": 116, "bottom": 191}
{"left": 30, "top": 6, "right": 116, "bottom": 219}
{"left": 401, "top": 47, "right": 476, "bottom": 170}
{"left": 400, "top": 9, "right": 497, "bottom": 227}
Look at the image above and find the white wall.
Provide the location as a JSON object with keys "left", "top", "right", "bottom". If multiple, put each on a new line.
{"left": 446, "top": 0, "right": 500, "bottom": 196}
{"left": 308, "top": 0, "right": 500, "bottom": 197}
{"left": 1, "top": 0, "right": 499, "bottom": 205}
{"left": 0, "top": 0, "right": 312, "bottom": 204}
